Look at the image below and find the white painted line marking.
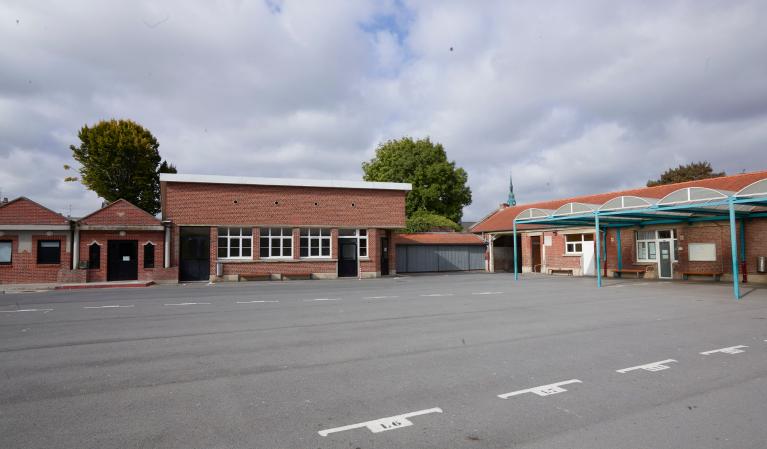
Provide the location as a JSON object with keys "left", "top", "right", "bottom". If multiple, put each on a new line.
{"left": 163, "top": 302, "right": 211, "bottom": 306}
{"left": 236, "top": 300, "right": 279, "bottom": 304}
{"left": 472, "top": 291, "right": 503, "bottom": 295}
{"left": 83, "top": 305, "right": 134, "bottom": 309}
{"left": 499, "top": 379, "right": 582, "bottom": 399}
{"left": 318, "top": 407, "right": 442, "bottom": 437}
{"left": 419, "top": 293, "right": 454, "bottom": 297}
{"left": 0, "top": 308, "right": 54, "bottom": 313}
{"left": 700, "top": 345, "right": 748, "bottom": 355}
{"left": 616, "top": 359, "right": 677, "bottom": 373}
{"left": 304, "top": 298, "right": 340, "bottom": 302}
{"left": 364, "top": 296, "right": 399, "bottom": 299}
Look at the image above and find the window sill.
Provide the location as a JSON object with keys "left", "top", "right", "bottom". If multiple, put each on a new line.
{"left": 300, "top": 258, "right": 337, "bottom": 262}
{"left": 563, "top": 254, "right": 582, "bottom": 257}
{"left": 37, "top": 263, "right": 61, "bottom": 266}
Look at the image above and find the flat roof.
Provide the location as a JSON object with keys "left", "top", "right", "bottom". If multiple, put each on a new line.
{"left": 160, "top": 173, "right": 412, "bottom": 191}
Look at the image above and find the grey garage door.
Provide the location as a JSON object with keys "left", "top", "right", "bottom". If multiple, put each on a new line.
{"left": 396, "top": 245, "right": 485, "bottom": 273}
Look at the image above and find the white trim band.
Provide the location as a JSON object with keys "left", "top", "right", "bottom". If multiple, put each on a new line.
{"left": 160, "top": 173, "right": 412, "bottom": 191}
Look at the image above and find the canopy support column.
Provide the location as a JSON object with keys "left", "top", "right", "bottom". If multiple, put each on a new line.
{"left": 616, "top": 228, "right": 623, "bottom": 275}
{"left": 513, "top": 221, "right": 518, "bottom": 281}
{"left": 740, "top": 219, "right": 747, "bottom": 283}
{"left": 603, "top": 228, "right": 608, "bottom": 278}
{"left": 728, "top": 198, "right": 740, "bottom": 300}
{"left": 595, "top": 214, "right": 602, "bottom": 288}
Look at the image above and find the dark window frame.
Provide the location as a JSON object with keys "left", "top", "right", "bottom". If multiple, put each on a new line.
{"left": 0, "top": 240, "right": 12, "bottom": 265}
{"left": 37, "top": 239, "right": 61, "bottom": 265}
{"left": 144, "top": 243, "right": 155, "bottom": 268}
{"left": 88, "top": 243, "right": 100, "bottom": 269}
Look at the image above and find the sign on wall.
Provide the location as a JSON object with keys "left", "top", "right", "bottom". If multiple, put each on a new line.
{"left": 688, "top": 243, "right": 716, "bottom": 261}
{"left": 544, "top": 236, "right": 552, "bottom": 246}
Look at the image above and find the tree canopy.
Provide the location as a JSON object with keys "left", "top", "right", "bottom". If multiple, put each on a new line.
{"left": 647, "top": 161, "right": 725, "bottom": 187}
{"left": 404, "top": 210, "right": 463, "bottom": 232}
{"left": 69, "top": 119, "right": 176, "bottom": 215}
{"left": 362, "top": 137, "right": 472, "bottom": 222}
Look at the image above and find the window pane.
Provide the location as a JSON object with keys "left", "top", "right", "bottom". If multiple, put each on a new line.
{"left": 217, "top": 228, "right": 228, "bottom": 237}
{"left": 283, "top": 246, "right": 292, "bottom": 257}
{"left": 218, "top": 247, "right": 228, "bottom": 258}
{"left": 637, "top": 231, "right": 654, "bottom": 241}
{"left": 583, "top": 234, "right": 594, "bottom": 241}
{"left": 360, "top": 247, "right": 367, "bottom": 257}
{"left": 260, "top": 245, "right": 269, "bottom": 258}
{"left": 648, "top": 242, "right": 657, "bottom": 259}
{"left": 300, "top": 228, "right": 309, "bottom": 237}
{"left": 300, "top": 237, "right": 308, "bottom": 249}
{"left": 658, "top": 230, "right": 671, "bottom": 239}
{"left": 320, "top": 228, "right": 330, "bottom": 236}
{"left": 37, "top": 240, "right": 60, "bottom": 264}
{"left": 241, "top": 228, "right": 252, "bottom": 236}
{"left": 638, "top": 242, "right": 647, "bottom": 260}
{"left": 321, "top": 246, "right": 330, "bottom": 257}
{"left": 230, "top": 246, "right": 240, "bottom": 258}
{"left": 242, "top": 247, "right": 251, "bottom": 257}
{"left": 575, "top": 243, "right": 583, "bottom": 253}
{"left": 88, "top": 243, "right": 100, "bottom": 269}
{"left": 0, "top": 241, "right": 12, "bottom": 263}
{"left": 300, "top": 246, "right": 308, "bottom": 257}
{"left": 359, "top": 229, "right": 367, "bottom": 236}
{"left": 311, "top": 246, "right": 319, "bottom": 257}
{"left": 338, "top": 229, "right": 355, "bottom": 236}
{"left": 218, "top": 237, "right": 227, "bottom": 248}
{"left": 565, "top": 234, "right": 580, "bottom": 242}
{"left": 40, "top": 241, "right": 59, "bottom": 248}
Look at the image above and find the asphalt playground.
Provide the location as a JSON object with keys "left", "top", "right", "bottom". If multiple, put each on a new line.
{"left": 1, "top": 273, "right": 766, "bottom": 449}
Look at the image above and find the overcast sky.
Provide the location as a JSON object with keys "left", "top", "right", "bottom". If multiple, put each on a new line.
{"left": 2, "top": 0, "right": 767, "bottom": 220}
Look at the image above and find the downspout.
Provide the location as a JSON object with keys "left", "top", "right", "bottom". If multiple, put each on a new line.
{"left": 71, "top": 220, "right": 79, "bottom": 270}
{"left": 163, "top": 220, "right": 171, "bottom": 269}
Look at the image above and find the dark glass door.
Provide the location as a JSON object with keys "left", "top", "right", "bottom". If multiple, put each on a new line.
{"left": 338, "top": 240, "right": 358, "bottom": 277}
{"left": 180, "top": 227, "right": 210, "bottom": 282}
{"left": 380, "top": 237, "right": 390, "bottom": 276}
{"left": 531, "top": 236, "right": 542, "bottom": 272}
{"left": 107, "top": 240, "right": 138, "bottom": 281}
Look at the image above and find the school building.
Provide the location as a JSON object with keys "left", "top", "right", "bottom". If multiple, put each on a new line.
{"left": 0, "top": 174, "right": 410, "bottom": 285}
{"left": 471, "top": 170, "right": 767, "bottom": 298}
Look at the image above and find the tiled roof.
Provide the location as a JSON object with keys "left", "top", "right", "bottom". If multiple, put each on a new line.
{"left": 394, "top": 232, "right": 485, "bottom": 245}
{"left": 0, "top": 197, "right": 70, "bottom": 226}
{"left": 471, "top": 170, "right": 767, "bottom": 233}
{"left": 78, "top": 199, "right": 161, "bottom": 226}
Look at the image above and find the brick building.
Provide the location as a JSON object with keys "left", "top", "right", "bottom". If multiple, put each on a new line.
{"left": 160, "top": 174, "right": 411, "bottom": 281}
{"left": 471, "top": 171, "right": 767, "bottom": 286}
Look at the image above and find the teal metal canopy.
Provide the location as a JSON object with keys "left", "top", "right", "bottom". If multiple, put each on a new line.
{"left": 510, "top": 180, "right": 767, "bottom": 299}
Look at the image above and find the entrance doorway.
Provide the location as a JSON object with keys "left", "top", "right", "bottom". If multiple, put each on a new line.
{"left": 179, "top": 227, "right": 210, "bottom": 282}
{"left": 107, "top": 240, "right": 138, "bottom": 281}
{"left": 658, "top": 240, "right": 673, "bottom": 279}
{"left": 531, "top": 236, "right": 542, "bottom": 272}
{"left": 338, "top": 239, "right": 358, "bottom": 277}
{"left": 380, "top": 237, "right": 389, "bottom": 276}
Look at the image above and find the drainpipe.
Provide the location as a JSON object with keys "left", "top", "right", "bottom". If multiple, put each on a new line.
{"left": 163, "top": 220, "right": 172, "bottom": 269}
{"left": 488, "top": 234, "right": 495, "bottom": 273}
{"left": 71, "top": 221, "right": 80, "bottom": 270}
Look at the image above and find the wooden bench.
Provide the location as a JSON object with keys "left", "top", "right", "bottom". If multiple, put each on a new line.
{"left": 281, "top": 273, "right": 314, "bottom": 281}
{"left": 239, "top": 274, "right": 271, "bottom": 282}
{"left": 613, "top": 268, "right": 646, "bottom": 279}
{"left": 681, "top": 271, "right": 723, "bottom": 281}
{"left": 548, "top": 268, "right": 574, "bottom": 276}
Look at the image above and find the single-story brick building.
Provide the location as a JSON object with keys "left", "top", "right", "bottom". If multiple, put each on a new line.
{"left": 160, "top": 174, "right": 411, "bottom": 282}
{"left": 471, "top": 170, "right": 767, "bottom": 294}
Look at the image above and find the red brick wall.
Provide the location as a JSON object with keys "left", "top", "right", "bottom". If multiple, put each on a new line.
{"left": 162, "top": 182, "right": 407, "bottom": 228}
{"left": 79, "top": 200, "right": 161, "bottom": 226}
{"left": 207, "top": 226, "right": 386, "bottom": 280}
{"left": 0, "top": 198, "right": 69, "bottom": 225}
{"left": 0, "top": 234, "right": 69, "bottom": 284}
{"left": 78, "top": 230, "right": 168, "bottom": 282}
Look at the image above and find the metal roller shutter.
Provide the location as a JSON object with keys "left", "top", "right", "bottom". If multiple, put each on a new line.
{"left": 396, "top": 245, "right": 485, "bottom": 273}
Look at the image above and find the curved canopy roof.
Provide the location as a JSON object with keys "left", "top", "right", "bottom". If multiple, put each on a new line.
{"left": 735, "top": 179, "right": 767, "bottom": 198}
{"left": 598, "top": 196, "right": 655, "bottom": 211}
{"left": 657, "top": 187, "right": 730, "bottom": 206}
{"left": 516, "top": 208, "right": 555, "bottom": 221}
{"left": 552, "top": 202, "right": 598, "bottom": 217}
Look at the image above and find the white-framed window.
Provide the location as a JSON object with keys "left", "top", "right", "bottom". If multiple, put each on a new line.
{"left": 300, "top": 228, "right": 331, "bottom": 258}
{"left": 338, "top": 229, "right": 368, "bottom": 257}
{"left": 564, "top": 233, "right": 594, "bottom": 254}
{"left": 260, "top": 227, "right": 293, "bottom": 258}
{"left": 636, "top": 229, "right": 677, "bottom": 262}
{"left": 217, "top": 227, "right": 252, "bottom": 259}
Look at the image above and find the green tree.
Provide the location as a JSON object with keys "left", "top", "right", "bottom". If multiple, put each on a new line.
{"left": 362, "top": 137, "right": 472, "bottom": 222}
{"left": 404, "top": 210, "right": 463, "bottom": 232}
{"left": 647, "top": 161, "right": 725, "bottom": 187}
{"left": 69, "top": 119, "right": 176, "bottom": 215}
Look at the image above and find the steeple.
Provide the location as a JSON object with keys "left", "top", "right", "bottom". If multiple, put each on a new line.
{"left": 508, "top": 173, "right": 517, "bottom": 206}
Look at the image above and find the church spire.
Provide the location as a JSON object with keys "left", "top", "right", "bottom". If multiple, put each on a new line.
{"left": 508, "top": 172, "right": 517, "bottom": 206}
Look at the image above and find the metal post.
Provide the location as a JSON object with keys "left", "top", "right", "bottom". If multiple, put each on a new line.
{"left": 603, "top": 227, "right": 608, "bottom": 278}
{"left": 740, "top": 219, "right": 747, "bottom": 283}
{"left": 616, "top": 227, "right": 623, "bottom": 273}
{"left": 595, "top": 214, "right": 602, "bottom": 288}
{"left": 488, "top": 234, "right": 495, "bottom": 273}
{"left": 728, "top": 198, "right": 740, "bottom": 300}
{"left": 513, "top": 221, "right": 518, "bottom": 281}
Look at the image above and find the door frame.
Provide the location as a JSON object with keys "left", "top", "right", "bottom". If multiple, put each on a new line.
{"left": 530, "top": 235, "right": 542, "bottom": 272}
{"left": 107, "top": 240, "right": 138, "bottom": 282}
{"left": 657, "top": 239, "right": 673, "bottom": 279}
{"left": 380, "top": 236, "right": 390, "bottom": 276}
{"left": 179, "top": 227, "right": 211, "bottom": 282}
{"left": 338, "top": 238, "right": 358, "bottom": 277}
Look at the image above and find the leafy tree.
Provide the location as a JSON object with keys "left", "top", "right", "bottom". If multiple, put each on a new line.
{"left": 647, "top": 161, "right": 725, "bottom": 187}
{"left": 69, "top": 119, "right": 176, "bottom": 215}
{"left": 404, "top": 210, "right": 463, "bottom": 232}
{"left": 362, "top": 137, "right": 472, "bottom": 222}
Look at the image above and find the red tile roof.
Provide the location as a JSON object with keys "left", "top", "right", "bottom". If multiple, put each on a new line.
{"left": 471, "top": 170, "right": 767, "bottom": 233}
{"left": 394, "top": 232, "right": 485, "bottom": 245}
